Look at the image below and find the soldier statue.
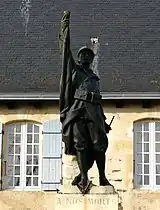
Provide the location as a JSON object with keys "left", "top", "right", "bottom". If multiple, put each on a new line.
{"left": 59, "top": 11, "right": 112, "bottom": 194}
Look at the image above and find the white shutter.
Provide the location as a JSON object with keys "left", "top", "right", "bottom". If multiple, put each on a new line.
{"left": 42, "top": 120, "right": 62, "bottom": 190}
{"left": 0, "top": 122, "right": 3, "bottom": 189}
{"left": 0, "top": 122, "right": 3, "bottom": 158}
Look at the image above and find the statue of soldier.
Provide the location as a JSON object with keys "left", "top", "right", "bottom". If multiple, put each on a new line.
{"left": 59, "top": 11, "right": 112, "bottom": 194}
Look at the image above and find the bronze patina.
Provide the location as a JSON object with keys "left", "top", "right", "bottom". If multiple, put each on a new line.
{"left": 59, "top": 11, "right": 113, "bottom": 194}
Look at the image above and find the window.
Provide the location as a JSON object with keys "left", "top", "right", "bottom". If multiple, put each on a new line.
{"left": 2, "top": 119, "right": 62, "bottom": 191}
{"left": 4, "top": 122, "right": 41, "bottom": 190}
{"left": 133, "top": 120, "right": 160, "bottom": 189}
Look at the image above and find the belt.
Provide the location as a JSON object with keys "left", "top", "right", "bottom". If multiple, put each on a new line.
{"left": 74, "top": 92, "right": 102, "bottom": 104}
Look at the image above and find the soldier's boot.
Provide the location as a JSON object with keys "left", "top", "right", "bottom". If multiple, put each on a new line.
{"left": 95, "top": 151, "right": 112, "bottom": 186}
{"left": 76, "top": 150, "right": 90, "bottom": 191}
{"left": 72, "top": 149, "right": 94, "bottom": 186}
{"left": 71, "top": 173, "right": 81, "bottom": 186}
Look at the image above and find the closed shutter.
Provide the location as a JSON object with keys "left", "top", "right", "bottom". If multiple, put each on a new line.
{"left": 42, "top": 119, "right": 62, "bottom": 190}
{"left": 0, "top": 122, "right": 3, "bottom": 158}
{"left": 0, "top": 122, "right": 3, "bottom": 189}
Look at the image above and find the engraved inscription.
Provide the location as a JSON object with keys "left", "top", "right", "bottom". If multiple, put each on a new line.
{"left": 56, "top": 197, "right": 117, "bottom": 206}
{"left": 56, "top": 198, "right": 83, "bottom": 205}
{"left": 88, "top": 198, "right": 108, "bottom": 205}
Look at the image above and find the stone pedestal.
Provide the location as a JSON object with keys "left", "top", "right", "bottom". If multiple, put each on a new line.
{"left": 55, "top": 185, "right": 119, "bottom": 210}
{"left": 59, "top": 184, "right": 116, "bottom": 194}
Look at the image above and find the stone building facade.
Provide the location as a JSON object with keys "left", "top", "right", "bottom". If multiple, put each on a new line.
{"left": 0, "top": 100, "right": 160, "bottom": 210}
{"left": 1, "top": 0, "right": 160, "bottom": 209}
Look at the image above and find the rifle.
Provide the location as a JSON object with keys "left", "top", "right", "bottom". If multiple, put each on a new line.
{"left": 109, "top": 116, "right": 115, "bottom": 126}
{"left": 105, "top": 116, "right": 115, "bottom": 133}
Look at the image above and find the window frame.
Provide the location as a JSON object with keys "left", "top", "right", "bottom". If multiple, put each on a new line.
{"left": 4, "top": 122, "right": 42, "bottom": 191}
{"left": 134, "top": 120, "right": 160, "bottom": 190}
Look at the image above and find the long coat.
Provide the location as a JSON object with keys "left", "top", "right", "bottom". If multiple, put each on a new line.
{"left": 59, "top": 12, "right": 110, "bottom": 156}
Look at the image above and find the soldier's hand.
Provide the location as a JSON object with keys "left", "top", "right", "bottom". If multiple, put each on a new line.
{"left": 63, "top": 11, "right": 70, "bottom": 19}
{"left": 104, "top": 122, "right": 112, "bottom": 134}
{"left": 59, "top": 11, "right": 70, "bottom": 49}
{"left": 60, "top": 11, "right": 70, "bottom": 34}
{"left": 62, "top": 11, "right": 70, "bottom": 22}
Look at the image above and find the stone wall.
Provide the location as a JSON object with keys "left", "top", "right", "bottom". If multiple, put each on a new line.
{"left": 0, "top": 103, "right": 160, "bottom": 209}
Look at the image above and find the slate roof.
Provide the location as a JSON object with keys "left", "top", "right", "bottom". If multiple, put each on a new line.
{"left": 1, "top": 0, "right": 160, "bottom": 98}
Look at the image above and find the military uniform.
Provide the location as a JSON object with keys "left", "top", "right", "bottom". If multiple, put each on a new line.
{"left": 59, "top": 12, "right": 110, "bottom": 156}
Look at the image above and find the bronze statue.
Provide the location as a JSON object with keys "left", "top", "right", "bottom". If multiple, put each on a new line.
{"left": 59, "top": 11, "right": 113, "bottom": 194}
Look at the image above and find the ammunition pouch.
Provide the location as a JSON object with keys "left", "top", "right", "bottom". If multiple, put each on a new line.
{"left": 74, "top": 91, "right": 102, "bottom": 104}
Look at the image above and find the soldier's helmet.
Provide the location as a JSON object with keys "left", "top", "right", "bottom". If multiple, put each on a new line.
{"left": 77, "top": 46, "right": 94, "bottom": 58}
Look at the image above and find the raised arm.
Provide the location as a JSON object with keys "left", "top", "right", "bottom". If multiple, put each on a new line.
{"left": 59, "top": 11, "right": 75, "bottom": 118}
{"left": 59, "top": 11, "right": 74, "bottom": 61}
{"left": 59, "top": 11, "right": 69, "bottom": 52}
